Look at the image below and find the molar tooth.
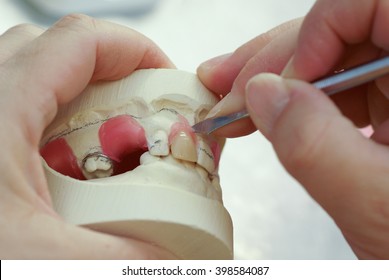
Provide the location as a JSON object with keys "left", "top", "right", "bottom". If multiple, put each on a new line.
{"left": 170, "top": 130, "right": 197, "bottom": 162}
{"left": 148, "top": 130, "right": 169, "bottom": 156}
{"left": 196, "top": 138, "right": 215, "bottom": 173}
{"left": 83, "top": 154, "right": 113, "bottom": 179}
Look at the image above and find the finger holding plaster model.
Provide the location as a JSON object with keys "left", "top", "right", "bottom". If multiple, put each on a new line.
{"left": 40, "top": 69, "right": 233, "bottom": 259}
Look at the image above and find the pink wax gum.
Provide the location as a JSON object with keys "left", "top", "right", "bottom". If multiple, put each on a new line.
{"left": 40, "top": 137, "right": 85, "bottom": 180}
{"left": 99, "top": 115, "right": 147, "bottom": 162}
{"left": 168, "top": 115, "right": 197, "bottom": 145}
{"left": 208, "top": 136, "right": 221, "bottom": 168}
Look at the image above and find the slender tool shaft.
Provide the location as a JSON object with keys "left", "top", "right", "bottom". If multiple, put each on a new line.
{"left": 192, "top": 56, "right": 389, "bottom": 134}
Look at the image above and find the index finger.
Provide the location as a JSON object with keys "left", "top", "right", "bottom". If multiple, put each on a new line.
{"left": 0, "top": 14, "right": 174, "bottom": 146}
{"left": 282, "top": 0, "right": 385, "bottom": 80}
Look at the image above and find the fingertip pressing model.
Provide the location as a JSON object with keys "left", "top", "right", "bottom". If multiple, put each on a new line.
{"left": 40, "top": 69, "right": 233, "bottom": 259}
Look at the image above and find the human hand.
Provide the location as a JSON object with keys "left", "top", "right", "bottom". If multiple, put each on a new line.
{"left": 198, "top": 0, "right": 389, "bottom": 259}
{"left": 0, "top": 14, "right": 177, "bottom": 259}
{"left": 197, "top": 18, "right": 303, "bottom": 137}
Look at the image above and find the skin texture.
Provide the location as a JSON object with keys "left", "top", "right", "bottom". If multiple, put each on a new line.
{"left": 0, "top": 14, "right": 178, "bottom": 259}
{"left": 198, "top": 0, "right": 389, "bottom": 259}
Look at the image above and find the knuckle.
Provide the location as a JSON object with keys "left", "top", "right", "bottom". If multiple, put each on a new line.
{"left": 3, "top": 23, "right": 44, "bottom": 37}
{"left": 0, "top": 24, "right": 44, "bottom": 64}
{"left": 54, "top": 13, "right": 98, "bottom": 31}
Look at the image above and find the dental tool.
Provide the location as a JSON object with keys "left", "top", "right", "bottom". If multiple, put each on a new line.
{"left": 192, "top": 56, "right": 389, "bottom": 134}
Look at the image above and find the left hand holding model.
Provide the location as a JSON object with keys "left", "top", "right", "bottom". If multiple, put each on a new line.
{"left": 0, "top": 14, "right": 176, "bottom": 259}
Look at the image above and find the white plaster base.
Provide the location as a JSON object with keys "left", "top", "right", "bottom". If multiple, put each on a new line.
{"left": 45, "top": 162, "right": 233, "bottom": 259}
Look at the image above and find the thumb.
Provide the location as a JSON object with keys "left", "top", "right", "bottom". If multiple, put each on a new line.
{"left": 246, "top": 73, "right": 389, "bottom": 258}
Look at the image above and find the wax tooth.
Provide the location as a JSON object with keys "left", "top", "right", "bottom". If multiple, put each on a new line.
{"left": 148, "top": 130, "right": 169, "bottom": 156}
{"left": 171, "top": 130, "right": 197, "bottom": 162}
{"left": 196, "top": 138, "right": 215, "bottom": 174}
{"left": 83, "top": 154, "right": 113, "bottom": 179}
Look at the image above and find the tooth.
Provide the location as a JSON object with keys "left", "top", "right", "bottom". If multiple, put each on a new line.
{"left": 140, "top": 151, "right": 161, "bottom": 165}
{"left": 83, "top": 154, "right": 113, "bottom": 179}
{"left": 170, "top": 130, "right": 197, "bottom": 162}
{"left": 196, "top": 138, "right": 215, "bottom": 173}
{"left": 148, "top": 130, "right": 169, "bottom": 156}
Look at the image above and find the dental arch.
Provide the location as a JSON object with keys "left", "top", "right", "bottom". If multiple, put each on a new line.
{"left": 41, "top": 69, "right": 233, "bottom": 259}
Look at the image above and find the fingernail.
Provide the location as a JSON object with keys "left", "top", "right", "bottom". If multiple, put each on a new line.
{"left": 281, "top": 56, "right": 296, "bottom": 78}
{"left": 246, "top": 73, "right": 291, "bottom": 136}
{"left": 206, "top": 91, "right": 244, "bottom": 118}
{"left": 198, "top": 53, "right": 232, "bottom": 73}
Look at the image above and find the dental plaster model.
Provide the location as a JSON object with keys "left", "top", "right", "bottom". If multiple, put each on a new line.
{"left": 40, "top": 69, "right": 233, "bottom": 259}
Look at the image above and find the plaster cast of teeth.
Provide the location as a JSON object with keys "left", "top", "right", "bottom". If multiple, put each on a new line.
{"left": 82, "top": 153, "right": 113, "bottom": 179}
{"left": 139, "top": 151, "right": 161, "bottom": 165}
{"left": 196, "top": 138, "right": 215, "bottom": 174}
{"left": 151, "top": 94, "right": 204, "bottom": 125}
{"left": 40, "top": 69, "right": 233, "bottom": 260}
{"left": 147, "top": 130, "right": 169, "bottom": 156}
